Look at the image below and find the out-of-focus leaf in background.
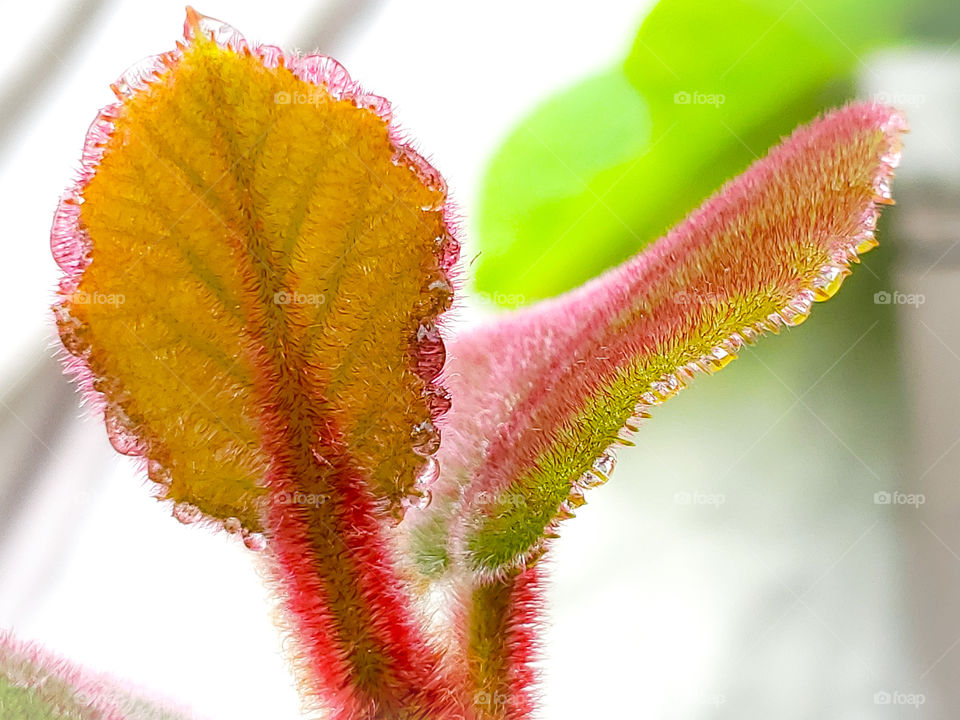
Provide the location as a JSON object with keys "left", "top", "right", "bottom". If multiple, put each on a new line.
{"left": 476, "top": 67, "right": 650, "bottom": 301}
{"left": 474, "top": 0, "right": 930, "bottom": 301}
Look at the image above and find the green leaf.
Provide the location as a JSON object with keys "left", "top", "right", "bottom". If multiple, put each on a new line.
{"left": 474, "top": 0, "right": 909, "bottom": 303}
{"left": 475, "top": 67, "right": 650, "bottom": 300}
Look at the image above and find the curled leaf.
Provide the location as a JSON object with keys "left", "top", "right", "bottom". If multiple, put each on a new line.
{"left": 422, "top": 103, "right": 905, "bottom": 580}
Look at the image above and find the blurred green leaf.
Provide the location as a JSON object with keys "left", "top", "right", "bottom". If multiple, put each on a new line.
{"left": 476, "top": 67, "right": 650, "bottom": 301}
{"left": 475, "top": 0, "right": 909, "bottom": 302}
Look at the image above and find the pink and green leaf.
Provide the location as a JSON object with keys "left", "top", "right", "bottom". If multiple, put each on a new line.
{"left": 0, "top": 632, "right": 196, "bottom": 720}
{"left": 415, "top": 103, "right": 905, "bottom": 582}
{"left": 53, "top": 9, "right": 462, "bottom": 718}
{"left": 412, "top": 102, "right": 906, "bottom": 720}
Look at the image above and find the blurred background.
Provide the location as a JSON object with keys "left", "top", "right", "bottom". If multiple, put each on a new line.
{"left": 1, "top": 0, "right": 959, "bottom": 717}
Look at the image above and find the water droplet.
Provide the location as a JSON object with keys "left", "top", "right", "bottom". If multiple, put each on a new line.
{"left": 593, "top": 452, "right": 616, "bottom": 479}
{"left": 722, "top": 335, "right": 743, "bottom": 354}
{"left": 651, "top": 374, "right": 682, "bottom": 401}
{"left": 434, "top": 233, "right": 461, "bottom": 268}
{"left": 416, "top": 456, "right": 440, "bottom": 485}
{"left": 856, "top": 234, "right": 880, "bottom": 255}
{"left": 104, "top": 406, "right": 144, "bottom": 456}
{"left": 567, "top": 488, "right": 587, "bottom": 508}
{"left": 51, "top": 198, "right": 86, "bottom": 273}
{"left": 760, "top": 315, "right": 783, "bottom": 334}
{"left": 257, "top": 44, "right": 284, "bottom": 68}
{"left": 224, "top": 517, "right": 242, "bottom": 534}
{"left": 392, "top": 146, "right": 447, "bottom": 208}
{"left": 706, "top": 346, "right": 736, "bottom": 372}
{"left": 813, "top": 265, "right": 848, "bottom": 302}
{"left": 173, "top": 502, "right": 203, "bottom": 525}
{"left": 388, "top": 504, "right": 407, "bottom": 525}
{"left": 881, "top": 148, "right": 902, "bottom": 168}
{"left": 779, "top": 296, "right": 812, "bottom": 327}
{"left": 189, "top": 11, "right": 248, "bottom": 53}
{"left": 243, "top": 531, "right": 267, "bottom": 551}
{"left": 740, "top": 327, "right": 760, "bottom": 345}
{"left": 639, "top": 391, "right": 658, "bottom": 405}
{"left": 296, "top": 55, "right": 352, "bottom": 92}
{"left": 579, "top": 471, "right": 608, "bottom": 489}
{"left": 109, "top": 55, "right": 164, "bottom": 99}
{"left": 147, "top": 459, "right": 172, "bottom": 487}
{"left": 402, "top": 488, "right": 432, "bottom": 511}
{"left": 417, "top": 320, "right": 441, "bottom": 345}
{"left": 415, "top": 322, "right": 446, "bottom": 380}
{"left": 354, "top": 92, "right": 391, "bottom": 118}
{"left": 54, "top": 308, "right": 87, "bottom": 356}
{"left": 780, "top": 309, "right": 807, "bottom": 327}
{"left": 632, "top": 405, "right": 653, "bottom": 420}
{"left": 874, "top": 175, "right": 894, "bottom": 204}
{"left": 411, "top": 419, "right": 441, "bottom": 456}
{"left": 424, "top": 277, "right": 454, "bottom": 315}
{"left": 424, "top": 386, "right": 452, "bottom": 417}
